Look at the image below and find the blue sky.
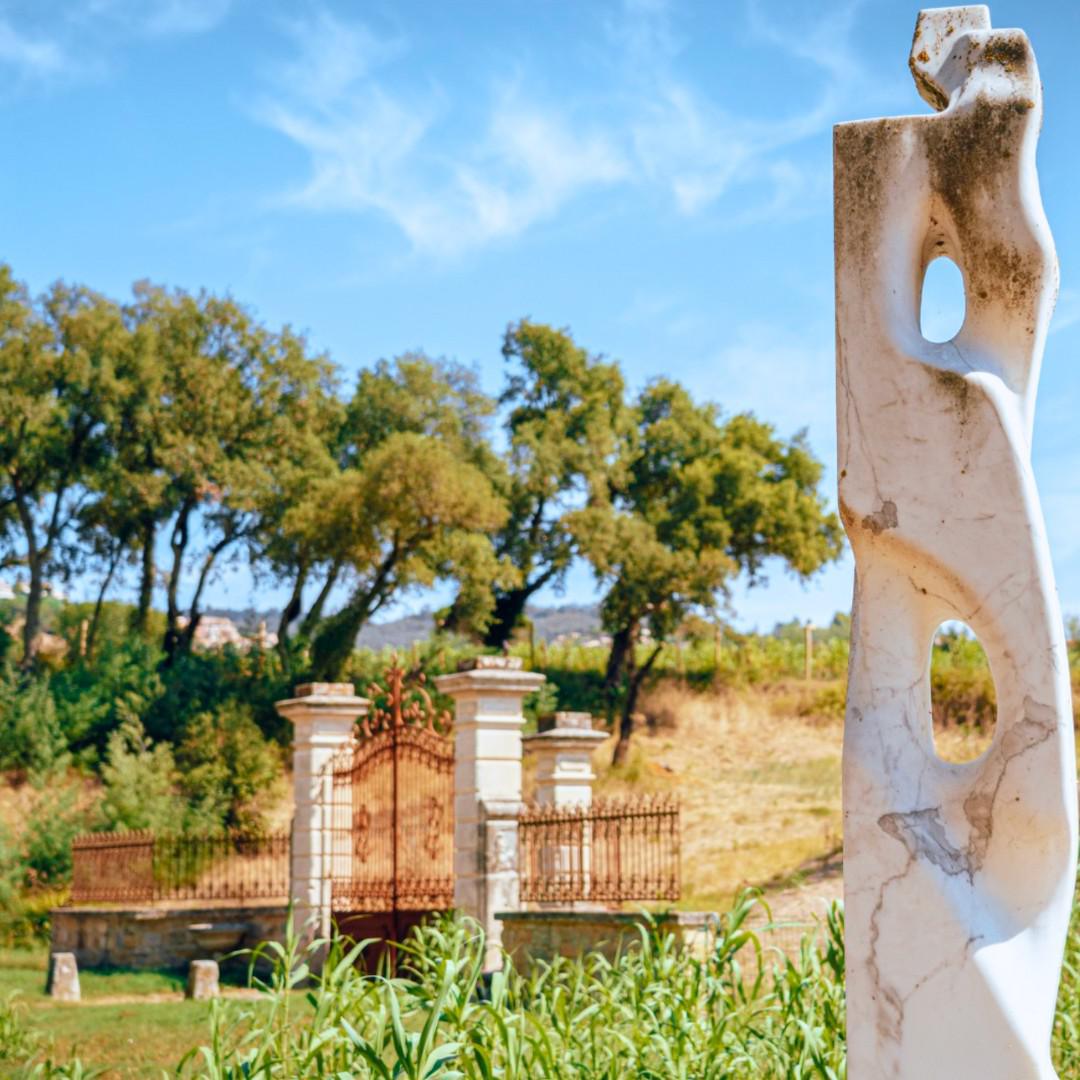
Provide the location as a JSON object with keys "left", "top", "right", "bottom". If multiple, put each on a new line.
{"left": 3, "top": 0, "right": 1080, "bottom": 631}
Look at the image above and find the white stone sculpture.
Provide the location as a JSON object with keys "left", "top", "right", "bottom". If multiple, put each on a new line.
{"left": 836, "top": 6, "right": 1076, "bottom": 1076}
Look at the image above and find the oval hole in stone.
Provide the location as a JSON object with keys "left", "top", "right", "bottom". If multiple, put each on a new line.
{"left": 930, "top": 621, "right": 995, "bottom": 764}
{"left": 920, "top": 256, "right": 966, "bottom": 343}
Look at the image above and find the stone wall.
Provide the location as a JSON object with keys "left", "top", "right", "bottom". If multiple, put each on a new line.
{"left": 50, "top": 904, "right": 287, "bottom": 971}
{"left": 497, "top": 910, "right": 714, "bottom": 967}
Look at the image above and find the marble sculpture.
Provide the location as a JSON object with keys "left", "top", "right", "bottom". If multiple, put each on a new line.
{"left": 836, "top": 6, "right": 1077, "bottom": 1076}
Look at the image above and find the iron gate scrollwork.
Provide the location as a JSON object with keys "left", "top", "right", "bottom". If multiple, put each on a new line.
{"left": 327, "top": 661, "right": 454, "bottom": 918}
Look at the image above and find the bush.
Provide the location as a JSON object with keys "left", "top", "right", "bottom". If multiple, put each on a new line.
{"left": 145, "top": 647, "right": 292, "bottom": 747}
{"left": 98, "top": 717, "right": 188, "bottom": 833}
{"left": 50, "top": 640, "right": 164, "bottom": 764}
{"left": 0, "top": 667, "right": 67, "bottom": 778}
{"left": 176, "top": 702, "right": 283, "bottom": 833}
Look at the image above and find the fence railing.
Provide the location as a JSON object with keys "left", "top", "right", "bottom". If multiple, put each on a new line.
{"left": 70, "top": 829, "right": 291, "bottom": 905}
{"left": 519, "top": 795, "right": 680, "bottom": 903}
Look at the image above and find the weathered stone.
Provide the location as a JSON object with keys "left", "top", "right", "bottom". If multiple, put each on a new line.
{"left": 537, "top": 711, "right": 595, "bottom": 733}
{"left": 435, "top": 664, "right": 545, "bottom": 971}
{"left": 836, "top": 7, "right": 1075, "bottom": 1077}
{"left": 275, "top": 684, "right": 369, "bottom": 944}
{"left": 497, "top": 911, "right": 714, "bottom": 966}
{"left": 50, "top": 904, "right": 286, "bottom": 971}
{"left": 46, "top": 952, "right": 80, "bottom": 1002}
{"left": 525, "top": 721, "right": 607, "bottom": 807}
{"left": 186, "top": 959, "right": 220, "bottom": 1000}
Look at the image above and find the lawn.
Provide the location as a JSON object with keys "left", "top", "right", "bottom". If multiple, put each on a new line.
{"left": 0, "top": 949, "right": 257, "bottom": 1078}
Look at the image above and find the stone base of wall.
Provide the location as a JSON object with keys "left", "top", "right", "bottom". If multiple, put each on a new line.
{"left": 50, "top": 904, "right": 288, "bottom": 971}
{"left": 496, "top": 910, "right": 715, "bottom": 967}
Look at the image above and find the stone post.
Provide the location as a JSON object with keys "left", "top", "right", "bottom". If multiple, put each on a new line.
{"left": 524, "top": 712, "right": 607, "bottom": 808}
{"left": 46, "top": 952, "right": 79, "bottom": 1002}
{"left": 275, "top": 683, "right": 369, "bottom": 942}
{"left": 435, "top": 657, "right": 545, "bottom": 971}
{"left": 836, "top": 8, "right": 1076, "bottom": 1076}
{"left": 524, "top": 712, "right": 607, "bottom": 909}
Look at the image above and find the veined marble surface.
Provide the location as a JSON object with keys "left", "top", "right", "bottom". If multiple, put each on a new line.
{"left": 835, "top": 6, "right": 1076, "bottom": 1077}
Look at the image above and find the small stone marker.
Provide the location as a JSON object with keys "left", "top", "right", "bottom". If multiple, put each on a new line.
{"left": 186, "top": 959, "right": 220, "bottom": 1000}
{"left": 46, "top": 952, "right": 80, "bottom": 1002}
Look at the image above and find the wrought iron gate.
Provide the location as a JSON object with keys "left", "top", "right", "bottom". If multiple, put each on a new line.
{"left": 327, "top": 661, "right": 454, "bottom": 941}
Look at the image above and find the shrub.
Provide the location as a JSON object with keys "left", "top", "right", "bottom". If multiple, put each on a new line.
{"left": 98, "top": 717, "right": 188, "bottom": 833}
{"left": 176, "top": 702, "right": 283, "bottom": 833}
{"left": 50, "top": 640, "right": 164, "bottom": 764}
{"left": 0, "top": 667, "right": 68, "bottom": 778}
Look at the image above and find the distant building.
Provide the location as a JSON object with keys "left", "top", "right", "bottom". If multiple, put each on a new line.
{"left": 179, "top": 614, "right": 278, "bottom": 652}
{"left": 0, "top": 581, "right": 13, "bottom": 601}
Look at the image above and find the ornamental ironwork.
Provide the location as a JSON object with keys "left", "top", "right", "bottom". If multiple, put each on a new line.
{"left": 519, "top": 795, "right": 680, "bottom": 904}
{"left": 328, "top": 659, "right": 454, "bottom": 916}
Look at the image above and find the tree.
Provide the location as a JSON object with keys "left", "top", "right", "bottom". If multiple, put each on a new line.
{"left": 262, "top": 354, "right": 505, "bottom": 674}
{"left": 446, "top": 321, "right": 626, "bottom": 647}
{"left": 573, "top": 379, "right": 843, "bottom": 763}
{"left": 0, "top": 269, "right": 125, "bottom": 663}
{"left": 301, "top": 431, "right": 508, "bottom": 681}
{"left": 99, "top": 284, "right": 335, "bottom": 661}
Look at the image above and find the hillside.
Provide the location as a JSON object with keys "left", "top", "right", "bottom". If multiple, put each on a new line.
{"left": 204, "top": 603, "right": 604, "bottom": 648}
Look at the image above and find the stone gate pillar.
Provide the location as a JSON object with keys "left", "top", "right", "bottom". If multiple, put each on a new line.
{"left": 275, "top": 683, "right": 369, "bottom": 942}
{"left": 524, "top": 712, "right": 607, "bottom": 808}
{"left": 435, "top": 657, "right": 545, "bottom": 971}
{"left": 524, "top": 712, "right": 607, "bottom": 910}
{"left": 836, "top": 8, "right": 1076, "bottom": 1077}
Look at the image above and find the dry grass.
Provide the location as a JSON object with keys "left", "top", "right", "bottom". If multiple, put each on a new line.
{"left": 591, "top": 680, "right": 999, "bottom": 913}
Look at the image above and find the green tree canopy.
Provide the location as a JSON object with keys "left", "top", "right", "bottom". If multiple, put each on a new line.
{"left": 0, "top": 268, "right": 127, "bottom": 662}
{"left": 299, "top": 431, "right": 508, "bottom": 681}
{"left": 446, "top": 320, "right": 626, "bottom": 647}
{"left": 573, "top": 379, "right": 843, "bottom": 762}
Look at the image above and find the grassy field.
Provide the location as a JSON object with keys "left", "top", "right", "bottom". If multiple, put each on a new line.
{"left": 0, "top": 948, "right": 267, "bottom": 1077}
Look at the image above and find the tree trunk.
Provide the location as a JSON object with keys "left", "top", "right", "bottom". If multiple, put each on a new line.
{"left": 132, "top": 519, "right": 156, "bottom": 637}
{"left": 163, "top": 500, "right": 194, "bottom": 661}
{"left": 308, "top": 595, "right": 376, "bottom": 682}
{"left": 298, "top": 561, "right": 341, "bottom": 639}
{"left": 177, "top": 532, "right": 236, "bottom": 654}
{"left": 308, "top": 553, "right": 397, "bottom": 682}
{"left": 481, "top": 589, "right": 530, "bottom": 649}
{"left": 276, "top": 565, "right": 308, "bottom": 665}
{"left": 86, "top": 547, "right": 123, "bottom": 659}
{"left": 611, "top": 641, "right": 662, "bottom": 767}
{"left": 480, "top": 564, "right": 561, "bottom": 649}
{"left": 21, "top": 559, "right": 43, "bottom": 667}
{"left": 604, "top": 624, "right": 634, "bottom": 693}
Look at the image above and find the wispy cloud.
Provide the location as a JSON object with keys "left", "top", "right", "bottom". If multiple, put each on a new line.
{"left": 256, "top": 11, "right": 627, "bottom": 256}
{"left": 255, "top": 0, "right": 875, "bottom": 257}
{"left": 0, "top": 19, "right": 65, "bottom": 79}
{"left": 623, "top": 0, "right": 872, "bottom": 219}
{"left": 0, "top": 0, "right": 232, "bottom": 86}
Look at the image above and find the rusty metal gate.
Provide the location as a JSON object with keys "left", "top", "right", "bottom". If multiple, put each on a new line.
{"left": 327, "top": 661, "right": 454, "bottom": 949}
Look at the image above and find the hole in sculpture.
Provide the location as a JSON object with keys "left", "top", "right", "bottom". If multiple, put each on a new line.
{"left": 930, "top": 622, "right": 996, "bottom": 764}
{"left": 920, "top": 256, "right": 966, "bottom": 343}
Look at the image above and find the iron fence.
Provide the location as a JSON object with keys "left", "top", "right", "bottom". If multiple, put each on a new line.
{"left": 519, "top": 795, "right": 680, "bottom": 903}
{"left": 70, "top": 829, "right": 291, "bottom": 905}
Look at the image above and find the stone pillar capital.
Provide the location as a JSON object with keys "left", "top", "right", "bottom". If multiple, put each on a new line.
{"left": 275, "top": 682, "right": 369, "bottom": 740}
{"left": 524, "top": 713, "right": 607, "bottom": 808}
